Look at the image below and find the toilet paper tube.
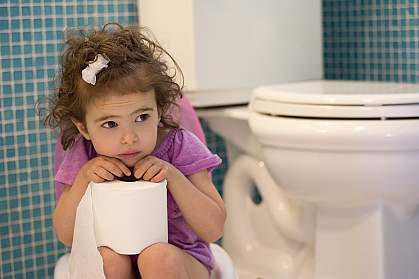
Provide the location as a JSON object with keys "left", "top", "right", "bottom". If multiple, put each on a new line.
{"left": 69, "top": 180, "right": 168, "bottom": 279}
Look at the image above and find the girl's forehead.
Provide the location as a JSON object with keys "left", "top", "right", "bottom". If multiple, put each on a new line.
{"left": 92, "top": 90, "right": 156, "bottom": 107}
{"left": 85, "top": 90, "right": 157, "bottom": 118}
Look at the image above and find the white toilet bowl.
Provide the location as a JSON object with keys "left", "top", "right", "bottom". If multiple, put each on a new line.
{"left": 248, "top": 80, "right": 419, "bottom": 279}
{"left": 190, "top": 80, "right": 419, "bottom": 279}
{"left": 189, "top": 90, "right": 314, "bottom": 279}
{"left": 54, "top": 243, "right": 237, "bottom": 279}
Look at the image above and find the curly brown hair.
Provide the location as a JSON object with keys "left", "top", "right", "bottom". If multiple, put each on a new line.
{"left": 44, "top": 23, "right": 183, "bottom": 150}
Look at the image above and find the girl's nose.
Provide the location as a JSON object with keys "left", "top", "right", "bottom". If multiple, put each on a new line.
{"left": 121, "top": 129, "right": 139, "bottom": 145}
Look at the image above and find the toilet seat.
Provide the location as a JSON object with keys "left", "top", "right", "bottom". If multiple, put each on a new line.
{"left": 251, "top": 80, "right": 419, "bottom": 119}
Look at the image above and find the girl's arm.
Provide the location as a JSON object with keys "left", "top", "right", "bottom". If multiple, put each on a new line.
{"left": 53, "top": 156, "right": 130, "bottom": 246}
{"left": 167, "top": 167, "right": 226, "bottom": 243}
{"left": 53, "top": 175, "right": 90, "bottom": 246}
{"left": 134, "top": 156, "right": 226, "bottom": 243}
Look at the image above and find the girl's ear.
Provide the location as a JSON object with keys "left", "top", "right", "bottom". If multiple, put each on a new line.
{"left": 72, "top": 119, "right": 91, "bottom": 140}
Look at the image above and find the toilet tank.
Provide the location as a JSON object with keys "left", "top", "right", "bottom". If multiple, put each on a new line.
{"left": 138, "top": 0, "right": 323, "bottom": 91}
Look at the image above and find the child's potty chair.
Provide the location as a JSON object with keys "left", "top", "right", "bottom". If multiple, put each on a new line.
{"left": 53, "top": 97, "right": 238, "bottom": 279}
{"left": 54, "top": 243, "right": 236, "bottom": 279}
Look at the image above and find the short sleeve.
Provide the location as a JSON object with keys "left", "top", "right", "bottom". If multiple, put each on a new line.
{"left": 167, "top": 129, "right": 221, "bottom": 176}
{"left": 55, "top": 136, "right": 95, "bottom": 199}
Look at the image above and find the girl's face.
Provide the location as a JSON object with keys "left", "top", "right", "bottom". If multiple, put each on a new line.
{"left": 74, "top": 90, "right": 161, "bottom": 167}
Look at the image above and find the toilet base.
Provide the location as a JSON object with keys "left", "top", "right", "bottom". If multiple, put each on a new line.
{"left": 315, "top": 201, "right": 419, "bottom": 279}
{"left": 223, "top": 154, "right": 315, "bottom": 279}
{"left": 228, "top": 201, "right": 419, "bottom": 279}
{"left": 223, "top": 152, "right": 419, "bottom": 278}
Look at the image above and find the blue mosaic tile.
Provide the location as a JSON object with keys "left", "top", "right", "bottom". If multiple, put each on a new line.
{"left": 0, "top": 7, "right": 7, "bottom": 16}
{"left": 323, "top": 0, "right": 419, "bottom": 82}
{"left": 0, "top": 2, "right": 139, "bottom": 278}
{"left": 9, "top": 6, "right": 18, "bottom": 16}
{"left": 1, "top": 45, "right": 10, "bottom": 55}
{"left": 0, "top": 20, "right": 9, "bottom": 30}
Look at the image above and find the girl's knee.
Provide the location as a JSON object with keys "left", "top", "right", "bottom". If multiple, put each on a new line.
{"left": 98, "top": 246, "right": 119, "bottom": 263}
{"left": 98, "top": 246, "right": 133, "bottom": 278}
{"left": 138, "top": 243, "right": 184, "bottom": 272}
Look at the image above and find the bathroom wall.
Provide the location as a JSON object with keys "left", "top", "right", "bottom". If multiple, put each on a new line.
{"left": 323, "top": 0, "right": 418, "bottom": 82}
{"left": 1, "top": 1, "right": 418, "bottom": 278}
{"left": 0, "top": 1, "right": 138, "bottom": 278}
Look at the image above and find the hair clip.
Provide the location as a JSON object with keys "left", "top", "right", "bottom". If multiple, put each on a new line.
{"left": 81, "top": 54, "right": 110, "bottom": 85}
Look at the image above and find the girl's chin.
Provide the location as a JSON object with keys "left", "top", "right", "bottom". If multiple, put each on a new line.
{"left": 116, "top": 153, "right": 142, "bottom": 167}
{"left": 121, "top": 159, "right": 137, "bottom": 167}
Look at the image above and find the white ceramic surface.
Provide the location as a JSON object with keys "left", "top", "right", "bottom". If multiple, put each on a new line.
{"left": 194, "top": 80, "right": 419, "bottom": 279}
{"left": 249, "top": 80, "right": 419, "bottom": 279}
{"left": 190, "top": 93, "right": 313, "bottom": 278}
{"left": 254, "top": 80, "right": 419, "bottom": 105}
{"left": 194, "top": 106, "right": 263, "bottom": 161}
{"left": 252, "top": 80, "right": 419, "bottom": 118}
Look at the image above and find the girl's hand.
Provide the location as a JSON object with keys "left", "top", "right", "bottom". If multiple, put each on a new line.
{"left": 133, "top": 155, "right": 172, "bottom": 182}
{"left": 80, "top": 156, "right": 131, "bottom": 183}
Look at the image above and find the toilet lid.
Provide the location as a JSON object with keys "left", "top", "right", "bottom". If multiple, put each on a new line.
{"left": 251, "top": 80, "right": 419, "bottom": 119}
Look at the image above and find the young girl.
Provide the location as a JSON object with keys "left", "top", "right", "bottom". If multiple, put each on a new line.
{"left": 44, "top": 23, "right": 226, "bottom": 279}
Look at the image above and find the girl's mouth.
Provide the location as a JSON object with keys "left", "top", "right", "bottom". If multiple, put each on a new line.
{"left": 119, "top": 151, "right": 141, "bottom": 159}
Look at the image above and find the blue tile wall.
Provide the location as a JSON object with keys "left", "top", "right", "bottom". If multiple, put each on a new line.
{"left": 0, "top": 1, "right": 138, "bottom": 278}
{"left": 323, "top": 0, "right": 419, "bottom": 82}
{"left": 200, "top": 120, "right": 229, "bottom": 197}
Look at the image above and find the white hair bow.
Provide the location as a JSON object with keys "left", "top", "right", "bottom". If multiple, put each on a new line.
{"left": 81, "top": 54, "right": 110, "bottom": 85}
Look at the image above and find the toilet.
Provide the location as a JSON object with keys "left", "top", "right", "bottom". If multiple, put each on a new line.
{"left": 189, "top": 89, "right": 315, "bottom": 279}
{"left": 189, "top": 80, "right": 419, "bottom": 279}
{"left": 249, "top": 79, "right": 419, "bottom": 279}
{"left": 54, "top": 243, "right": 236, "bottom": 279}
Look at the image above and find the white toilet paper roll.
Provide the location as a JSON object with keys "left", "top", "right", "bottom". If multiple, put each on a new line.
{"left": 91, "top": 180, "right": 168, "bottom": 254}
{"left": 69, "top": 180, "right": 168, "bottom": 279}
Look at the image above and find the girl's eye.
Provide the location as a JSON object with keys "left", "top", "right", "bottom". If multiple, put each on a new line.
{"left": 101, "top": 121, "right": 118, "bottom": 128}
{"left": 135, "top": 114, "right": 150, "bottom": 122}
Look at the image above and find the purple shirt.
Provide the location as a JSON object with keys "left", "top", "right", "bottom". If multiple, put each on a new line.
{"left": 55, "top": 128, "right": 222, "bottom": 271}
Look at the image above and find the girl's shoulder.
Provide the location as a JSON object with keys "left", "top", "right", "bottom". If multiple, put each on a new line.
{"left": 154, "top": 127, "right": 221, "bottom": 176}
{"left": 55, "top": 135, "right": 95, "bottom": 190}
{"left": 154, "top": 127, "right": 204, "bottom": 156}
{"left": 156, "top": 127, "right": 203, "bottom": 149}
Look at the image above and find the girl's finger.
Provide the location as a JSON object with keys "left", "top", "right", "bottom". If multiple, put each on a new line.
{"left": 100, "top": 159, "right": 125, "bottom": 177}
{"left": 134, "top": 158, "right": 155, "bottom": 178}
{"left": 95, "top": 166, "right": 114, "bottom": 181}
{"left": 107, "top": 157, "right": 131, "bottom": 176}
{"left": 91, "top": 173, "right": 105, "bottom": 183}
{"left": 142, "top": 164, "right": 162, "bottom": 181}
{"left": 150, "top": 169, "right": 166, "bottom": 183}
